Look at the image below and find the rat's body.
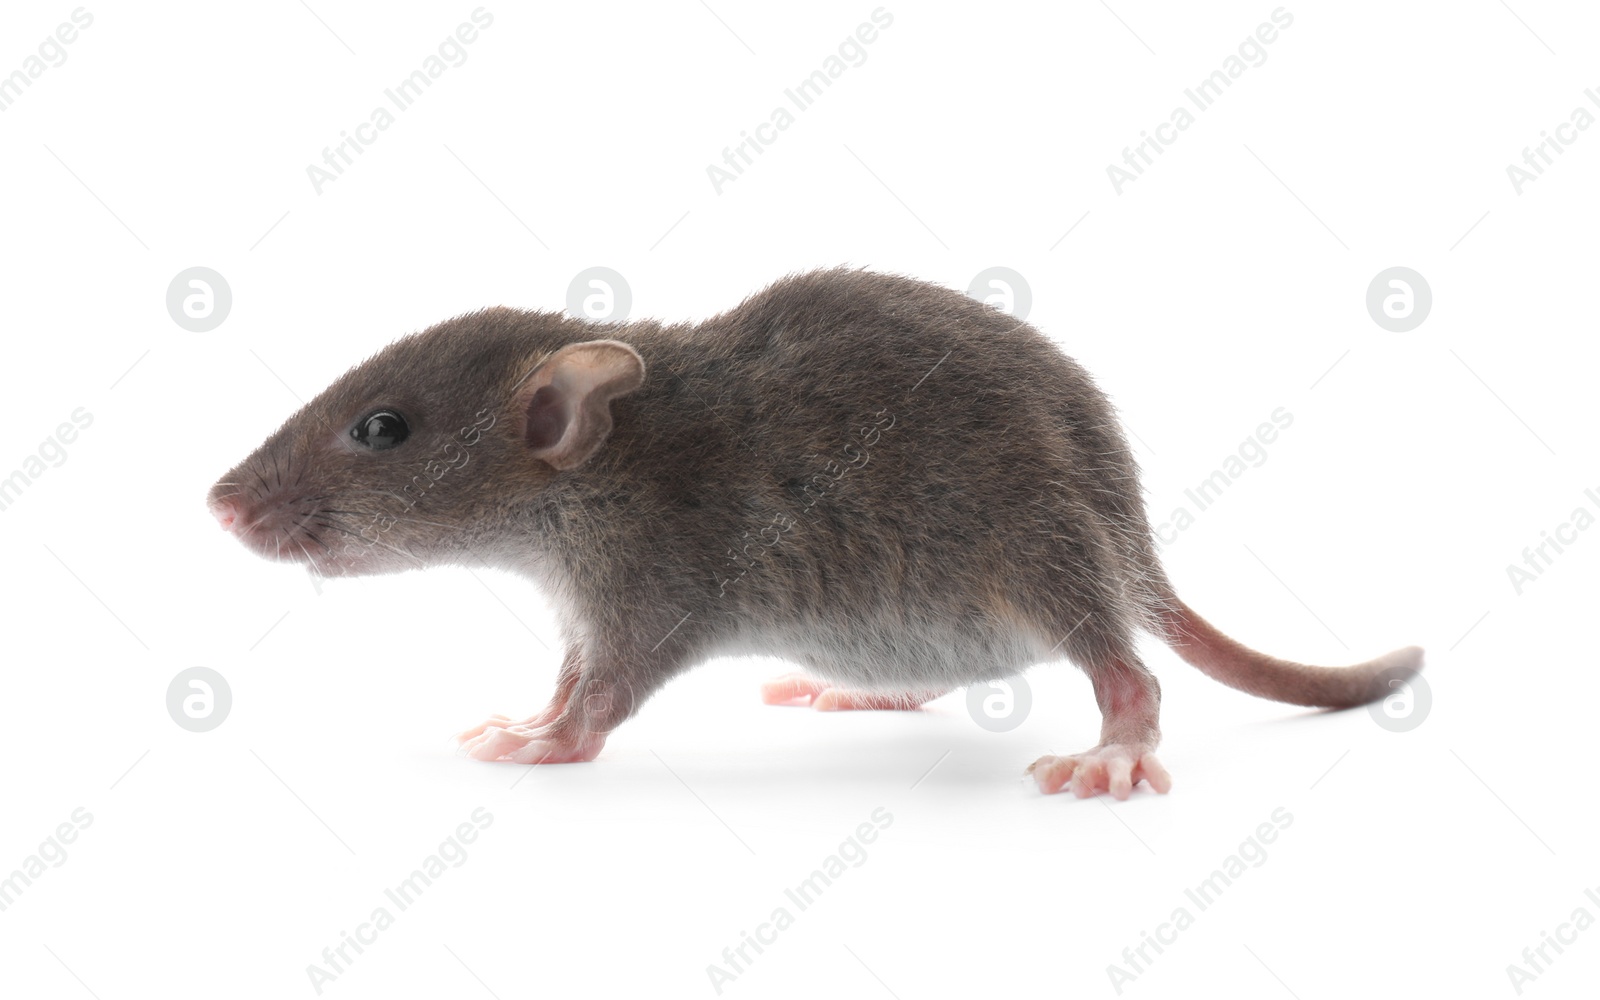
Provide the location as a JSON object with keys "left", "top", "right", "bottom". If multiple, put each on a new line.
{"left": 209, "top": 268, "right": 1422, "bottom": 797}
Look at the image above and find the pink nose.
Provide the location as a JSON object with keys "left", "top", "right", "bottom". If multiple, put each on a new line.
{"left": 210, "top": 496, "right": 239, "bottom": 532}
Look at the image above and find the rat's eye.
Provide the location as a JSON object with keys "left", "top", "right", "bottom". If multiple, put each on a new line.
{"left": 351, "top": 410, "right": 409, "bottom": 451}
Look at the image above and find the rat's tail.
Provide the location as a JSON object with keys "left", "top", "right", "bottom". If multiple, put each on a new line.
{"left": 1154, "top": 597, "right": 1423, "bottom": 709}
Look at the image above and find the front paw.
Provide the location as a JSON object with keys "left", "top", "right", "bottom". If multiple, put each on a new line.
{"left": 454, "top": 713, "right": 533, "bottom": 744}
{"left": 457, "top": 720, "right": 605, "bottom": 764}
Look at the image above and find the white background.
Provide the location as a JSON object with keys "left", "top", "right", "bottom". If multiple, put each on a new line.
{"left": 1, "top": 2, "right": 1595, "bottom": 998}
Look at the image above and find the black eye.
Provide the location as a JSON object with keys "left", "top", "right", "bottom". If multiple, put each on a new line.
{"left": 351, "top": 410, "right": 409, "bottom": 450}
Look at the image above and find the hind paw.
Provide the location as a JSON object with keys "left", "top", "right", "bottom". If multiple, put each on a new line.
{"left": 1028, "top": 744, "right": 1172, "bottom": 800}
{"left": 760, "top": 673, "right": 945, "bottom": 711}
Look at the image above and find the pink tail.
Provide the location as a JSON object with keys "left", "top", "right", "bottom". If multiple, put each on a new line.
{"left": 1159, "top": 598, "right": 1423, "bottom": 709}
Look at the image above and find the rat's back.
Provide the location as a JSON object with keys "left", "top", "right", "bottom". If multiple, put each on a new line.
{"left": 584, "top": 269, "right": 1167, "bottom": 690}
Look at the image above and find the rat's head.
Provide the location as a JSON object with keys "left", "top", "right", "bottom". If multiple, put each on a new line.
{"left": 206, "top": 308, "right": 645, "bottom": 576}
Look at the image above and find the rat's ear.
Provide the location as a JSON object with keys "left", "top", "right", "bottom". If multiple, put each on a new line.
{"left": 514, "top": 340, "right": 645, "bottom": 470}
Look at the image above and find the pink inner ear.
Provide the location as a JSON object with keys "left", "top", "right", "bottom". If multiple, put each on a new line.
{"left": 524, "top": 384, "right": 566, "bottom": 450}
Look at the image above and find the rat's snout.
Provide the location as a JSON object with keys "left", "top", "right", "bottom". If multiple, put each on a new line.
{"left": 207, "top": 458, "right": 396, "bottom": 575}
{"left": 206, "top": 472, "right": 322, "bottom": 565}
{"left": 207, "top": 478, "right": 257, "bottom": 537}
{"left": 208, "top": 493, "right": 240, "bottom": 532}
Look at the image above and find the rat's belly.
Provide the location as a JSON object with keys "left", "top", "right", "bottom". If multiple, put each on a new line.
{"left": 716, "top": 612, "right": 1058, "bottom": 690}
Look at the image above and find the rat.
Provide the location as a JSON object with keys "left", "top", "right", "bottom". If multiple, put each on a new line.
{"left": 207, "top": 267, "right": 1422, "bottom": 799}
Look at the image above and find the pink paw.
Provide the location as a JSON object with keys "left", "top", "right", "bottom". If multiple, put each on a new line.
{"left": 760, "top": 673, "right": 945, "bottom": 711}
{"left": 1028, "top": 744, "right": 1172, "bottom": 800}
{"left": 454, "top": 713, "right": 537, "bottom": 744}
{"left": 455, "top": 719, "right": 604, "bottom": 764}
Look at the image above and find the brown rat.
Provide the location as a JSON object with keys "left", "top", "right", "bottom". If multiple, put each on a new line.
{"left": 207, "top": 268, "right": 1423, "bottom": 798}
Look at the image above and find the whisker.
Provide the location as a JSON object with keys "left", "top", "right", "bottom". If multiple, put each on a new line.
{"left": 320, "top": 522, "right": 424, "bottom": 565}
{"left": 236, "top": 510, "right": 273, "bottom": 536}
{"left": 294, "top": 537, "right": 323, "bottom": 574}
{"left": 288, "top": 505, "right": 323, "bottom": 529}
